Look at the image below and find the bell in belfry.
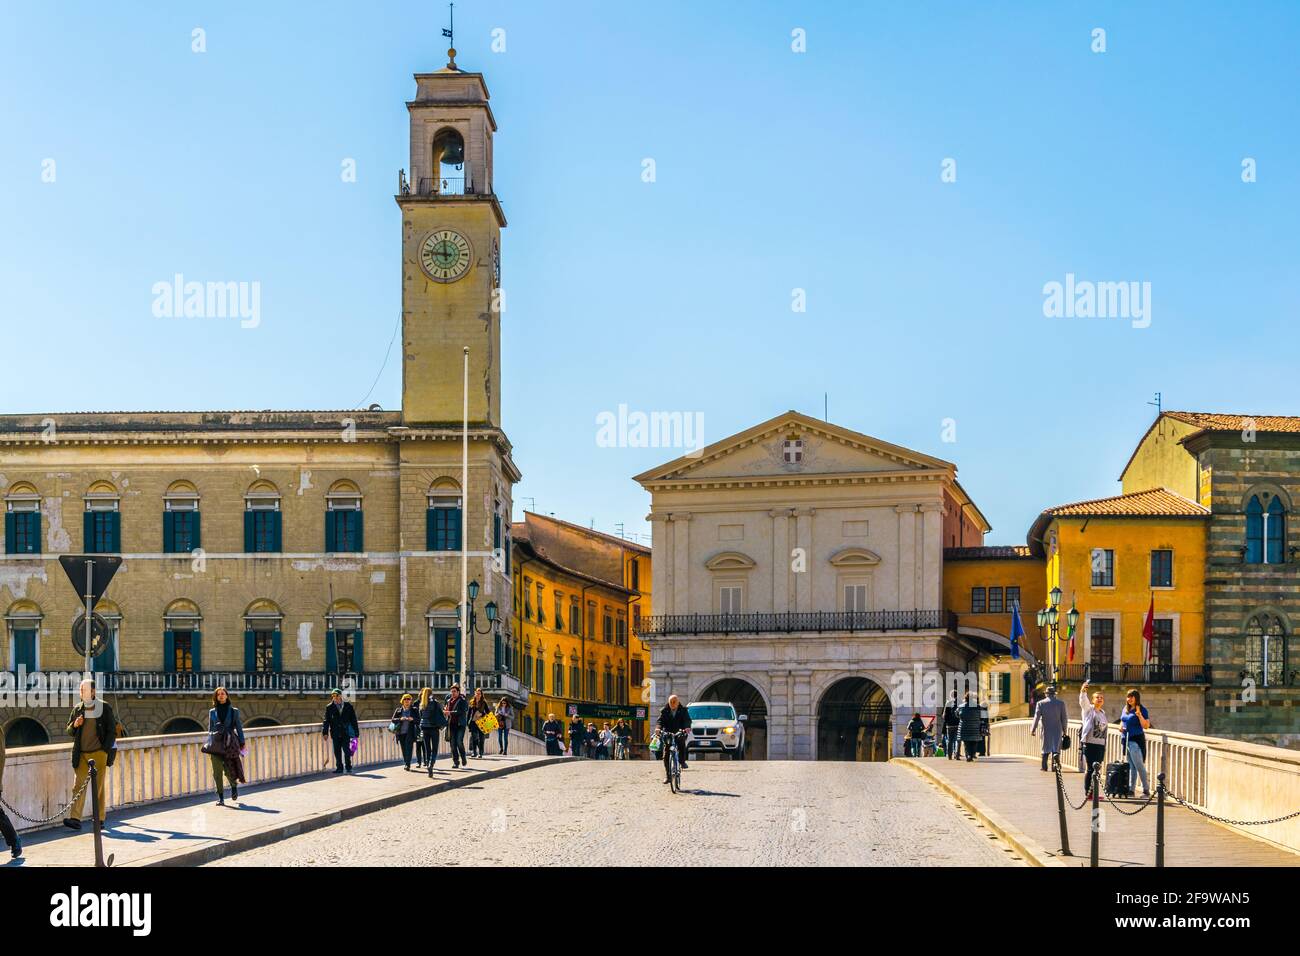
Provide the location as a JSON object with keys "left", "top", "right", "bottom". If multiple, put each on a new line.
{"left": 435, "top": 128, "right": 464, "bottom": 168}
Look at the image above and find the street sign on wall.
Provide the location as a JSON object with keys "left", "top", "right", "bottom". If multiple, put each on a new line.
{"left": 566, "top": 703, "right": 647, "bottom": 721}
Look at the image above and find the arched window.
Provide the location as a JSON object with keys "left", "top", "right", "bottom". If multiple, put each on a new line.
{"left": 430, "top": 127, "right": 466, "bottom": 195}
{"left": 586, "top": 656, "right": 597, "bottom": 704}
{"left": 4, "top": 600, "right": 42, "bottom": 672}
{"left": 603, "top": 660, "right": 614, "bottom": 704}
{"left": 325, "top": 480, "right": 363, "bottom": 553}
{"left": 1246, "top": 492, "right": 1287, "bottom": 564}
{"left": 535, "top": 642, "right": 546, "bottom": 694}
{"left": 84, "top": 481, "right": 120, "bottom": 554}
{"left": 617, "top": 663, "right": 627, "bottom": 704}
{"left": 327, "top": 599, "right": 365, "bottom": 673}
{"left": 3, "top": 483, "right": 41, "bottom": 555}
{"left": 164, "top": 599, "right": 202, "bottom": 676}
{"left": 243, "top": 600, "right": 283, "bottom": 674}
{"left": 569, "top": 655, "right": 581, "bottom": 699}
{"left": 553, "top": 654, "right": 564, "bottom": 697}
{"left": 523, "top": 643, "right": 534, "bottom": 687}
{"left": 426, "top": 479, "right": 462, "bottom": 552}
{"left": 1244, "top": 613, "right": 1287, "bottom": 687}
{"left": 244, "top": 481, "right": 282, "bottom": 554}
{"left": 163, "top": 481, "right": 201, "bottom": 554}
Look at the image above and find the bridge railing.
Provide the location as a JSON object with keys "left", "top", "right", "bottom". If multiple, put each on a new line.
{"left": 2, "top": 722, "right": 547, "bottom": 833}
{"left": 991, "top": 718, "right": 1300, "bottom": 852}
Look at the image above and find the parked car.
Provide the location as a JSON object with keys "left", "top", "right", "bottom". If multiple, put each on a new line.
{"left": 685, "top": 701, "right": 746, "bottom": 759}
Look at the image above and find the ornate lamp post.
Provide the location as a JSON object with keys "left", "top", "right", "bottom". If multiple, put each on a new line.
{"left": 1037, "top": 587, "right": 1078, "bottom": 684}
{"left": 456, "top": 578, "right": 498, "bottom": 693}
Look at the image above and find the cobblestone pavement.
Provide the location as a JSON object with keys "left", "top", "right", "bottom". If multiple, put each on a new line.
{"left": 209, "top": 760, "right": 1023, "bottom": 866}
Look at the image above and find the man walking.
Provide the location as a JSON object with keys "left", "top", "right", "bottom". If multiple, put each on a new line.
{"left": 65, "top": 678, "right": 117, "bottom": 830}
{"left": 321, "top": 688, "right": 359, "bottom": 774}
{"left": 1030, "top": 683, "right": 1069, "bottom": 771}
{"left": 940, "top": 692, "right": 961, "bottom": 759}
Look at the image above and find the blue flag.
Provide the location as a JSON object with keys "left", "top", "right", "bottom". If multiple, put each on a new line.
{"left": 1008, "top": 604, "right": 1024, "bottom": 660}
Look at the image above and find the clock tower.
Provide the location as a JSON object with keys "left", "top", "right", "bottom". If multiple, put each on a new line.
{"left": 398, "top": 50, "right": 505, "bottom": 426}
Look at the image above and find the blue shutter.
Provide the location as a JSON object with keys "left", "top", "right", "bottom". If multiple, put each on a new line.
{"left": 494, "top": 633, "right": 502, "bottom": 670}
{"left": 13, "top": 630, "right": 36, "bottom": 671}
{"left": 163, "top": 630, "right": 175, "bottom": 672}
{"left": 3, "top": 513, "right": 13, "bottom": 554}
{"left": 272, "top": 629, "right": 282, "bottom": 672}
{"left": 1268, "top": 498, "right": 1286, "bottom": 564}
{"left": 163, "top": 510, "right": 174, "bottom": 552}
{"left": 271, "top": 511, "right": 283, "bottom": 552}
{"left": 1247, "top": 496, "right": 1264, "bottom": 564}
{"left": 454, "top": 628, "right": 462, "bottom": 673}
{"left": 243, "top": 511, "right": 255, "bottom": 552}
{"left": 353, "top": 629, "right": 364, "bottom": 672}
{"left": 434, "top": 628, "right": 447, "bottom": 671}
{"left": 191, "top": 511, "right": 201, "bottom": 551}
{"left": 355, "top": 511, "right": 364, "bottom": 553}
{"left": 426, "top": 508, "right": 435, "bottom": 550}
{"left": 453, "top": 507, "right": 462, "bottom": 550}
{"left": 325, "top": 509, "right": 337, "bottom": 552}
{"left": 326, "top": 629, "right": 337, "bottom": 672}
{"left": 191, "top": 629, "right": 203, "bottom": 672}
{"left": 110, "top": 511, "right": 121, "bottom": 552}
{"left": 27, "top": 512, "right": 41, "bottom": 555}
{"left": 244, "top": 630, "right": 255, "bottom": 671}
{"left": 84, "top": 511, "right": 95, "bottom": 552}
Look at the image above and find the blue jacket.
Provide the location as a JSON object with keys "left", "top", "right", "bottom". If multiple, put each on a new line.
{"left": 208, "top": 705, "right": 245, "bottom": 747}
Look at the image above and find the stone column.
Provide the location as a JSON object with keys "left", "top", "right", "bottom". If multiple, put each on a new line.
{"left": 790, "top": 668, "right": 813, "bottom": 759}
{"left": 649, "top": 513, "right": 672, "bottom": 615}
{"left": 770, "top": 508, "right": 792, "bottom": 613}
{"left": 793, "top": 508, "right": 815, "bottom": 612}
{"left": 671, "top": 512, "right": 691, "bottom": 614}
{"left": 896, "top": 504, "right": 917, "bottom": 610}
{"left": 919, "top": 502, "right": 943, "bottom": 612}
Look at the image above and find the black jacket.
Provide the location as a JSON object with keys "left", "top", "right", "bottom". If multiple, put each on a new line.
{"left": 941, "top": 701, "right": 961, "bottom": 728}
{"left": 419, "top": 700, "right": 448, "bottom": 730}
{"left": 66, "top": 701, "right": 118, "bottom": 769}
{"left": 392, "top": 705, "right": 420, "bottom": 739}
{"left": 322, "top": 700, "right": 359, "bottom": 740}
{"left": 541, "top": 719, "right": 563, "bottom": 740}
{"left": 657, "top": 703, "right": 692, "bottom": 734}
{"left": 444, "top": 694, "right": 468, "bottom": 730}
{"left": 568, "top": 720, "right": 586, "bottom": 745}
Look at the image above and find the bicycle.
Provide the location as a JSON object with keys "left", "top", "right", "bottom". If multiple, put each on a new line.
{"left": 656, "top": 730, "right": 687, "bottom": 792}
{"left": 615, "top": 736, "right": 632, "bottom": 760}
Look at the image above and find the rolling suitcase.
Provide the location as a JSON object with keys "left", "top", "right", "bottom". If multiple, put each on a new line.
{"left": 1104, "top": 761, "right": 1132, "bottom": 798}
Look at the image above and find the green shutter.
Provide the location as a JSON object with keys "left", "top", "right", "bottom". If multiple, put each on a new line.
{"left": 3, "top": 513, "right": 14, "bottom": 554}
{"left": 353, "top": 629, "right": 364, "bottom": 672}
{"left": 244, "top": 630, "right": 255, "bottom": 671}
{"left": 84, "top": 511, "right": 95, "bottom": 552}
{"left": 110, "top": 511, "right": 121, "bottom": 552}
{"left": 191, "top": 629, "right": 203, "bottom": 672}
{"left": 434, "top": 629, "right": 446, "bottom": 671}
{"left": 14, "top": 630, "right": 36, "bottom": 671}
{"left": 324, "top": 510, "right": 337, "bottom": 552}
{"left": 162, "top": 511, "right": 175, "bottom": 553}
{"left": 191, "top": 511, "right": 201, "bottom": 551}
{"left": 355, "top": 511, "right": 364, "bottom": 553}
{"left": 271, "top": 511, "right": 282, "bottom": 552}
{"left": 243, "top": 511, "right": 254, "bottom": 552}
{"left": 29, "top": 512, "right": 41, "bottom": 555}
{"left": 163, "top": 630, "right": 175, "bottom": 673}
{"left": 426, "top": 508, "right": 435, "bottom": 550}
{"left": 272, "top": 629, "right": 282, "bottom": 672}
{"left": 326, "top": 629, "right": 337, "bottom": 672}
{"left": 454, "top": 629, "right": 462, "bottom": 672}
{"left": 494, "top": 633, "right": 502, "bottom": 670}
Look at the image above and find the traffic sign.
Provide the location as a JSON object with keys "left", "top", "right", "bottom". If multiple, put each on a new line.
{"left": 58, "top": 555, "right": 122, "bottom": 609}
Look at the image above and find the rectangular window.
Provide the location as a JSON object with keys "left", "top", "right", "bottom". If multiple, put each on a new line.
{"left": 1006, "top": 586, "right": 1020, "bottom": 611}
{"left": 434, "top": 627, "right": 459, "bottom": 672}
{"left": 603, "top": 670, "right": 613, "bottom": 704}
{"left": 970, "top": 587, "right": 986, "bottom": 614}
{"left": 616, "top": 613, "right": 627, "bottom": 647}
{"left": 570, "top": 662, "right": 581, "bottom": 697}
{"left": 988, "top": 587, "right": 1004, "bottom": 614}
{"left": 86, "top": 510, "right": 119, "bottom": 554}
{"left": 570, "top": 601, "right": 581, "bottom": 635}
{"left": 553, "top": 593, "right": 563, "bottom": 630}
{"left": 536, "top": 585, "right": 545, "bottom": 625}
{"left": 553, "top": 660, "right": 564, "bottom": 697}
{"left": 586, "top": 603, "right": 596, "bottom": 638}
{"left": 631, "top": 658, "right": 644, "bottom": 687}
{"left": 632, "top": 603, "right": 641, "bottom": 634}
{"left": 630, "top": 559, "right": 640, "bottom": 591}
{"left": 327, "top": 506, "right": 363, "bottom": 553}
{"left": 1150, "top": 618, "right": 1173, "bottom": 677}
{"left": 427, "top": 506, "right": 462, "bottom": 551}
{"left": 253, "top": 632, "right": 276, "bottom": 674}
{"left": 844, "top": 584, "right": 867, "bottom": 612}
{"left": 523, "top": 652, "right": 533, "bottom": 687}
{"left": 173, "top": 631, "right": 194, "bottom": 673}
{"left": 1089, "top": 619, "right": 1115, "bottom": 681}
{"left": 602, "top": 611, "right": 613, "bottom": 643}
{"left": 5, "top": 506, "right": 40, "bottom": 555}
{"left": 334, "top": 630, "right": 359, "bottom": 672}
{"left": 251, "top": 510, "right": 279, "bottom": 553}
{"left": 719, "top": 586, "right": 742, "bottom": 614}
{"left": 1150, "top": 549, "right": 1173, "bottom": 588}
{"left": 1091, "top": 549, "right": 1115, "bottom": 587}
{"left": 168, "top": 510, "right": 198, "bottom": 554}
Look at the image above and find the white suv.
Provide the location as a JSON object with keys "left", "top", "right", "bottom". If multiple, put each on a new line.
{"left": 686, "top": 701, "right": 746, "bottom": 760}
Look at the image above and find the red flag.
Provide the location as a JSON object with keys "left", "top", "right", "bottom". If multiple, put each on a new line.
{"left": 1141, "top": 593, "right": 1155, "bottom": 662}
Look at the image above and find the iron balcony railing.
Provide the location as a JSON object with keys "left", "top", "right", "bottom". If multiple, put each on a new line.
{"left": 1057, "top": 663, "right": 1211, "bottom": 685}
{"left": 636, "top": 609, "right": 956, "bottom": 637}
{"left": 416, "top": 176, "right": 468, "bottom": 196}
{"left": 0, "top": 669, "right": 530, "bottom": 698}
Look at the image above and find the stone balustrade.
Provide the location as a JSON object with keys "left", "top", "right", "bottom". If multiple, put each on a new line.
{"left": 990, "top": 717, "right": 1300, "bottom": 852}
{"left": 1, "top": 720, "right": 545, "bottom": 832}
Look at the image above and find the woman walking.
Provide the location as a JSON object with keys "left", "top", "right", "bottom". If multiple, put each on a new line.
{"left": 467, "top": 687, "right": 491, "bottom": 759}
{"left": 494, "top": 697, "right": 514, "bottom": 755}
{"left": 208, "top": 687, "right": 246, "bottom": 806}
{"left": 418, "top": 687, "right": 447, "bottom": 775}
{"left": 1079, "top": 680, "right": 1109, "bottom": 800}
{"left": 393, "top": 693, "right": 420, "bottom": 771}
{"left": 1121, "top": 688, "right": 1152, "bottom": 797}
{"left": 957, "top": 692, "right": 984, "bottom": 761}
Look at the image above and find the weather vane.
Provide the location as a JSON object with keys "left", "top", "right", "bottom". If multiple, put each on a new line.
{"left": 442, "top": 3, "right": 456, "bottom": 68}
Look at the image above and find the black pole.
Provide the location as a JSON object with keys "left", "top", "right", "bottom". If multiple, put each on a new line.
{"left": 88, "top": 759, "right": 106, "bottom": 868}
{"left": 1054, "top": 756, "right": 1073, "bottom": 856}
{"left": 1089, "top": 764, "right": 1101, "bottom": 868}
{"left": 1155, "top": 772, "right": 1166, "bottom": 868}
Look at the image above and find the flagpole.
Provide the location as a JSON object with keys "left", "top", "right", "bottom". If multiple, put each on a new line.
{"left": 460, "top": 346, "right": 469, "bottom": 694}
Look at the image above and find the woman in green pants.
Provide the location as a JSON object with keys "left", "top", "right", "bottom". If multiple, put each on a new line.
{"left": 208, "top": 687, "right": 246, "bottom": 805}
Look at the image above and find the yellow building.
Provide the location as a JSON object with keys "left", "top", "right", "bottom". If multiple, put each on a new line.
{"left": 1027, "top": 487, "right": 1209, "bottom": 733}
{"left": 509, "top": 513, "right": 651, "bottom": 744}
{"left": 943, "top": 546, "right": 1046, "bottom": 717}
{"left": 0, "top": 52, "right": 528, "bottom": 743}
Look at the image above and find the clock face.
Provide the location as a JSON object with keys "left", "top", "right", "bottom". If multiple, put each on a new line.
{"left": 419, "top": 230, "right": 473, "bottom": 282}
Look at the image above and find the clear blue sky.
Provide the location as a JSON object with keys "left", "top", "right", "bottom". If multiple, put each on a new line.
{"left": 4, "top": 1, "right": 1299, "bottom": 546}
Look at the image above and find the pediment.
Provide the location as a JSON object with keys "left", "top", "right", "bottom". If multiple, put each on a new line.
{"left": 704, "top": 550, "right": 757, "bottom": 571}
{"left": 828, "top": 546, "right": 882, "bottom": 568}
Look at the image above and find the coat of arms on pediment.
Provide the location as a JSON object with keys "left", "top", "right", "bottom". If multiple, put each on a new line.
{"left": 761, "top": 432, "right": 817, "bottom": 472}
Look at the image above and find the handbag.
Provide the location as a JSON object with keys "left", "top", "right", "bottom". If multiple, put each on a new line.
{"left": 1060, "top": 734, "right": 1071, "bottom": 751}
{"left": 477, "top": 713, "right": 499, "bottom": 734}
{"left": 387, "top": 721, "right": 400, "bottom": 734}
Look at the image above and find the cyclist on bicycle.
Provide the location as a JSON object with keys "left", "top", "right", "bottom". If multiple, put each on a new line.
{"left": 656, "top": 694, "right": 692, "bottom": 784}
{"left": 614, "top": 718, "right": 632, "bottom": 758}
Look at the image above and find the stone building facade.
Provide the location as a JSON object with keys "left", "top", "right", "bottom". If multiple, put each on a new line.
{"left": 0, "top": 55, "right": 525, "bottom": 744}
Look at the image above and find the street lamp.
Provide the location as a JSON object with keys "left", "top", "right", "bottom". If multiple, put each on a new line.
{"left": 456, "top": 578, "right": 498, "bottom": 694}
{"left": 1040, "top": 587, "right": 1078, "bottom": 686}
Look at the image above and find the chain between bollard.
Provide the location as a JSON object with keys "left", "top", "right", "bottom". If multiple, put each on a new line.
{"left": 1164, "top": 787, "right": 1300, "bottom": 827}
{"left": 1054, "top": 763, "right": 1096, "bottom": 812}
{"left": 1101, "top": 787, "right": 1158, "bottom": 816}
{"left": 0, "top": 776, "right": 90, "bottom": 826}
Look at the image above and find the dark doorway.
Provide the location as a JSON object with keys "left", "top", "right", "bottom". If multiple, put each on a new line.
{"left": 160, "top": 716, "right": 204, "bottom": 735}
{"left": 4, "top": 717, "right": 50, "bottom": 747}
{"left": 697, "top": 678, "right": 767, "bottom": 760}
{"left": 817, "top": 677, "right": 892, "bottom": 761}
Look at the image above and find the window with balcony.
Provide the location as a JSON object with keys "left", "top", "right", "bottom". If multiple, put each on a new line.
{"left": 1089, "top": 618, "right": 1115, "bottom": 682}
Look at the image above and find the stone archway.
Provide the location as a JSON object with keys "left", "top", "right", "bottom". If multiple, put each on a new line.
{"left": 696, "top": 677, "right": 768, "bottom": 760}
{"left": 4, "top": 717, "right": 50, "bottom": 747}
{"left": 816, "top": 676, "right": 892, "bottom": 761}
{"left": 160, "top": 716, "right": 204, "bottom": 735}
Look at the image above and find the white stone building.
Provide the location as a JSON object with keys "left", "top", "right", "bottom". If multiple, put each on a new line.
{"left": 634, "top": 411, "right": 991, "bottom": 760}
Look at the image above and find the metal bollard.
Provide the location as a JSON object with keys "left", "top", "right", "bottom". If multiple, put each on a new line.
{"left": 1155, "top": 772, "right": 1166, "bottom": 868}
{"left": 1054, "top": 757, "right": 1072, "bottom": 857}
{"left": 1089, "top": 765, "right": 1100, "bottom": 868}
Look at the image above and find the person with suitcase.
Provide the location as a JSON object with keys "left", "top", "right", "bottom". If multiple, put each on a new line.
{"left": 1120, "top": 689, "right": 1152, "bottom": 798}
{"left": 1078, "top": 680, "right": 1109, "bottom": 800}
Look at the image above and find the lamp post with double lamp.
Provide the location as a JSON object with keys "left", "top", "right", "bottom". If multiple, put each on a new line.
{"left": 1036, "top": 587, "right": 1079, "bottom": 684}
{"left": 456, "top": 578, "right": 498, "bottom": 694}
